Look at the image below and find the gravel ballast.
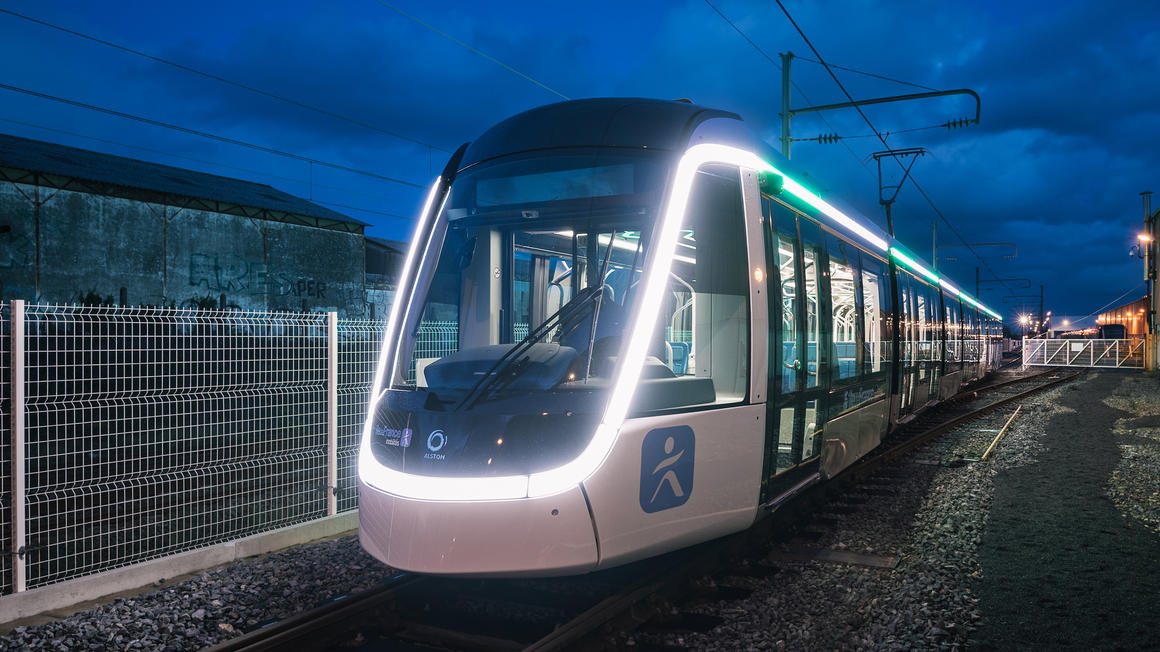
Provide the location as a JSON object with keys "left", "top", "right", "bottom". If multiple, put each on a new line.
{"left": 641, "top": 382, "right": 1065, "bottom": 651}
{"left": 0, "top": 535, "right": 394, "bottom": 650}
{"left": 5, "top": 371, "right": 1160, "bottom": 651}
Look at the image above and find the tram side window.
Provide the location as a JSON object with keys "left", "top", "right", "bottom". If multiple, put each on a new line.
{"left": 777, "top": 233, "right": 797, "bottom": 395}
{"left": 946, "top": 299, "right": 961, "bottom": 363}
{"left": 800, "top": 220, "right": 823, "bottom": 388}
{"left": 925, "top": 284, "right": 940, "bottom": 360}
{"left": 651, "top": 164, "right": 749, "bottom": 409}
{"left": 898, "top": 275, "right": 912, "bottom": 365}
{"left": 860, "top": 253, "right": 887, "bottom": 374}
{"left": 915, "top": 282, "right": 929, "bottom": 366}
{"left": 827, "top": 237, "right": 859, "bottom": 383}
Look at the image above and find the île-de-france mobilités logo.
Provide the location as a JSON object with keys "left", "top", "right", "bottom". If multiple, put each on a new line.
{"left": 639, "top": 426, "right": 695, "bottom": 513}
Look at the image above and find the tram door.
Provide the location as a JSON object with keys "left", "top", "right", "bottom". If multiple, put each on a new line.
{"left": 762, "top": 199, "right": 828, "bottom": 496}
{"left": 897, "top": 274, "right": 917, "bottom": 417}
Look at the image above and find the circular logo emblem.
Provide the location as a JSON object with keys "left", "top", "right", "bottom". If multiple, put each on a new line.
{"left": 427, "top": 430, "right": 446, "bottom": 452}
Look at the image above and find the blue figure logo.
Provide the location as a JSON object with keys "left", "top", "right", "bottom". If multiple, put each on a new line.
{"left": 639, "top": 426, "right": 695, "bottom": 513}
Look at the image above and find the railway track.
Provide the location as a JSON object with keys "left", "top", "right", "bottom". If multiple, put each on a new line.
{"left": 209, "top": 368, "right": 1082, "bottom": 652}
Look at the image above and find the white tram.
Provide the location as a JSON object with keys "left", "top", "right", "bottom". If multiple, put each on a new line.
{"left": 358, "top": 98, "right": 1002, "bottom": 576}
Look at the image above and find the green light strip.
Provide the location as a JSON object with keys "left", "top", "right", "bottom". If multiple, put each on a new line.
{"left": 758, "top": 159, "right": 1001, "bottom": 323}
{"left": 891, "top": 247, "right": 1001, "bottom": 322}
{"left": 890, "top": 247, "right": 940, "bottom": 284}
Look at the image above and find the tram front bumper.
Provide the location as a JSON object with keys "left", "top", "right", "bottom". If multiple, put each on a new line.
{"left": 358, "top": 480, "right": 599, "bottom": 577}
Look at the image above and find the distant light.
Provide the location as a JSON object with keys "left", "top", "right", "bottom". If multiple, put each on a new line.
{"left": 1063, "top": 320, "right": 1070, "bottom": 326}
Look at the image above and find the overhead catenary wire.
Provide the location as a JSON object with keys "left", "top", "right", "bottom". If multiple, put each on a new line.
{"left": 772, "top": 0, "right": 1016, "bottom": 299}
{"left": 702, "top": 0, "right": 872, "bottom": 176}
{"left": 370, "top": 0, "right": 570, "bottom": 101}
{"left": 0, "top": 82, "right": 428, "bottom": 189}
{"left": 1069, "top": 282, "right": 1145, "bottom": 327}
{"left": 0, "top": 8, "right": 452, "bottom": 154}
{"left": 792, "top": 55, "right": 937, "bottom": 92}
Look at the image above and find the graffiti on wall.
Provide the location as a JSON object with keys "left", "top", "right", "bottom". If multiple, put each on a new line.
{"left": 188, "top": 252, "right": 329, "bottom": 298}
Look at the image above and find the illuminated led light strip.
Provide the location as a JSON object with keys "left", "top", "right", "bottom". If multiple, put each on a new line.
{"left": 529, "top": 143, "right": 767, "bottom": 497}
{"left": 772, "top": 169, "right": 889, "bottom": 252}
{"left": 362, "top": 144, "right": 1000, "bottom": 503}
{"left": 940, "top": 277, "right": 1002, "bottom": 322}
{"left": 363, "top": 178, "right": 441, "bottom": 420}
{"left": 358, "top": 178, "right": 516, "bottom": 499}
{"left": 890, "top": 247, "right": 940, "bottom": 285}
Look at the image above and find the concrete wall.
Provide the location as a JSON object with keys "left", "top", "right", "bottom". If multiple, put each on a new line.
{"left": 0, "top": 181, "right": 369, "bottom": 317}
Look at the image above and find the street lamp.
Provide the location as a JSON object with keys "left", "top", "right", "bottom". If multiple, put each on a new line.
{"left": 1019, "top": 313, "right": 1031, "bottom": 338}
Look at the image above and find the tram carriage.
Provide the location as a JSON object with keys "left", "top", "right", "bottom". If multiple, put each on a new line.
{"left": 359, "top": 98, "right": 1002, "bottom": 576}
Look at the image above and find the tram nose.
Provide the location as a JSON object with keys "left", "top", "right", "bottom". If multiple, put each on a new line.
{"left": 358, "top": 481, "right": 598, "bottom": 576}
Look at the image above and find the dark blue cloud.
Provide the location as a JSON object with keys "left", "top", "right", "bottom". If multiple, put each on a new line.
{"left": 0, "top": 0, "right": 1156, "bottom": 321}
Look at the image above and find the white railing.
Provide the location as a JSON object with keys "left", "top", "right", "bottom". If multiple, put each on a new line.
{"left": 1, "top": 301, "right": 384, "bottom": 595}
{"left": 1022, "top": 336, "right": 1147, "bottom": 368}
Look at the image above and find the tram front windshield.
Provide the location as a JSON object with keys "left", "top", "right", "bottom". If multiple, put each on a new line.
{"left": 368, "top": 149, "right": 667, "bottom": 478}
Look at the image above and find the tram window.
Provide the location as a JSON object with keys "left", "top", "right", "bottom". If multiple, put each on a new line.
{"left": 653, "top": 164, "right": 749, "bottom": 408}
{"left": 925, "top": 284, "right": 940, "bottom": 356}
{"left": 898, "top": 275, "right": 911, "bottom": 364}
{"left": 777, "top": 234, "right": 797, "bottom": 395}
{"left": 800, "top": 221, "right": 823, "bottom": 388}
{"left": 409, "top": 230, "right": 465, "bottom": 385}
{"left": 946, "top": 298, "right": 961, "bottom": 363}
{"left": 860, "top": 254, "right": 886, "bottom": 374}
{"left": 513, "top": 250, "right": 532, "bottom": 336}
{"left": 827, "top": 239, "right": 858, "bottom": 382}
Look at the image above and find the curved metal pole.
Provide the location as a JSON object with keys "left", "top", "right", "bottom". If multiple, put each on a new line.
{"left": 790, "top": 88, "right": 982, "bottom": 125}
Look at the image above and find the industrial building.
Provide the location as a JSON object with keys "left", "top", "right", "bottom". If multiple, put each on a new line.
{"left": 1097, "top": 296, "right": 1150, "bottom": 337}
{"left": 0, "top": 133, "right": 403, "bottom": 317}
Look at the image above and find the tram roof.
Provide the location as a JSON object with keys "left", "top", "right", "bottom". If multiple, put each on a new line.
{"left": 455, "top": 97, "right": 1000, "bottom": 322}
{"left": 460, "top": 98, "right": 739, "bottom": 170}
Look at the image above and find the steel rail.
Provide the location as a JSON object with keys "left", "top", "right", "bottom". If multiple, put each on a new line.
{"left": 206, "top": 371, "right": 1081, "bottom": 652}
{"left": 203, "top": 573, "right": 424, "bottom": 652}
{"left": 963, "top": 366, "right": 1064, "bottom": 397}
{"left": 875, "top": 370, "right": 1083, "bottom": 465}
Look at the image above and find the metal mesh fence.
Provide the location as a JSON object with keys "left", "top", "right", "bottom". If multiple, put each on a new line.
{"left": 0, "top": 302, "right": 11, "bottom": 595}
{"left": 18, "top": 305, "right": 329, "bottom": 590}
{"left": 335, "top": 320, "right": 384, "bottom": 513}
{"left": 1023, "top": 337, "right": 1147, "bottom": 368}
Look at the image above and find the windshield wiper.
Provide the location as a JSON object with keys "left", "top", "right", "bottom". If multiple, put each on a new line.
{"left": 455, "top": 284, "right": 605, "bottom": 411}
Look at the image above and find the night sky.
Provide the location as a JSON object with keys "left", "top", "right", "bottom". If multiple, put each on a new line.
{"left": 2, "top": 0, "right": 1157, "bottom": 327}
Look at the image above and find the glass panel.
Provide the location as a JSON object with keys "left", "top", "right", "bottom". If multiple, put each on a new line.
{"left": 370, "top": 148, "right": 663, "bottom": 478}
{"left": 915, "top": 287, "right": 929, "bottom": 384}
{"left": 778, "top": 235, "right": 798, "bottom": 395}
{"left": 861, "top": 257, "right": 885, "bottom": 374}
{"left": 650, "top": 164, "right": 749, "bottom": 411}
{"left": 803, "top": 246, "right": 820, "bottom": 388}
{"left": 898, "top": 274, "right": 913, "bottom": 411}
{"left": 804, "top": 399, "right": 821, "bottom": 458}
{"left": 778, "top": 405, "right": 795, "bottom": 471}
{"left": 829, "top": 256, "right": 858, "bottom": 382}
{"left": 945, "top": 298, "right": 954, "bottom": 364}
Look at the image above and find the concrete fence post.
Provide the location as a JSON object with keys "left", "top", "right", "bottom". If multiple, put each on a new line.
{"left": 11, "top": 299, "right": 26, "bottom": 592}
{"left": 327, "top": 312, "right": 338, "bottom": 516}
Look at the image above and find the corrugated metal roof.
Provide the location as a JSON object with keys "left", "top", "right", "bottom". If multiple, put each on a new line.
{"left": 0, "top": 133, "right": 367, "bottom": 227}
{"left": 366, "top": 236, "right": 408, "bottom": 253}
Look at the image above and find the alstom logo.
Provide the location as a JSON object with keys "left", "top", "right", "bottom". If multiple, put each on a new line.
{"left": 424, "top": 430, "right": 446, "bottom": 460}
